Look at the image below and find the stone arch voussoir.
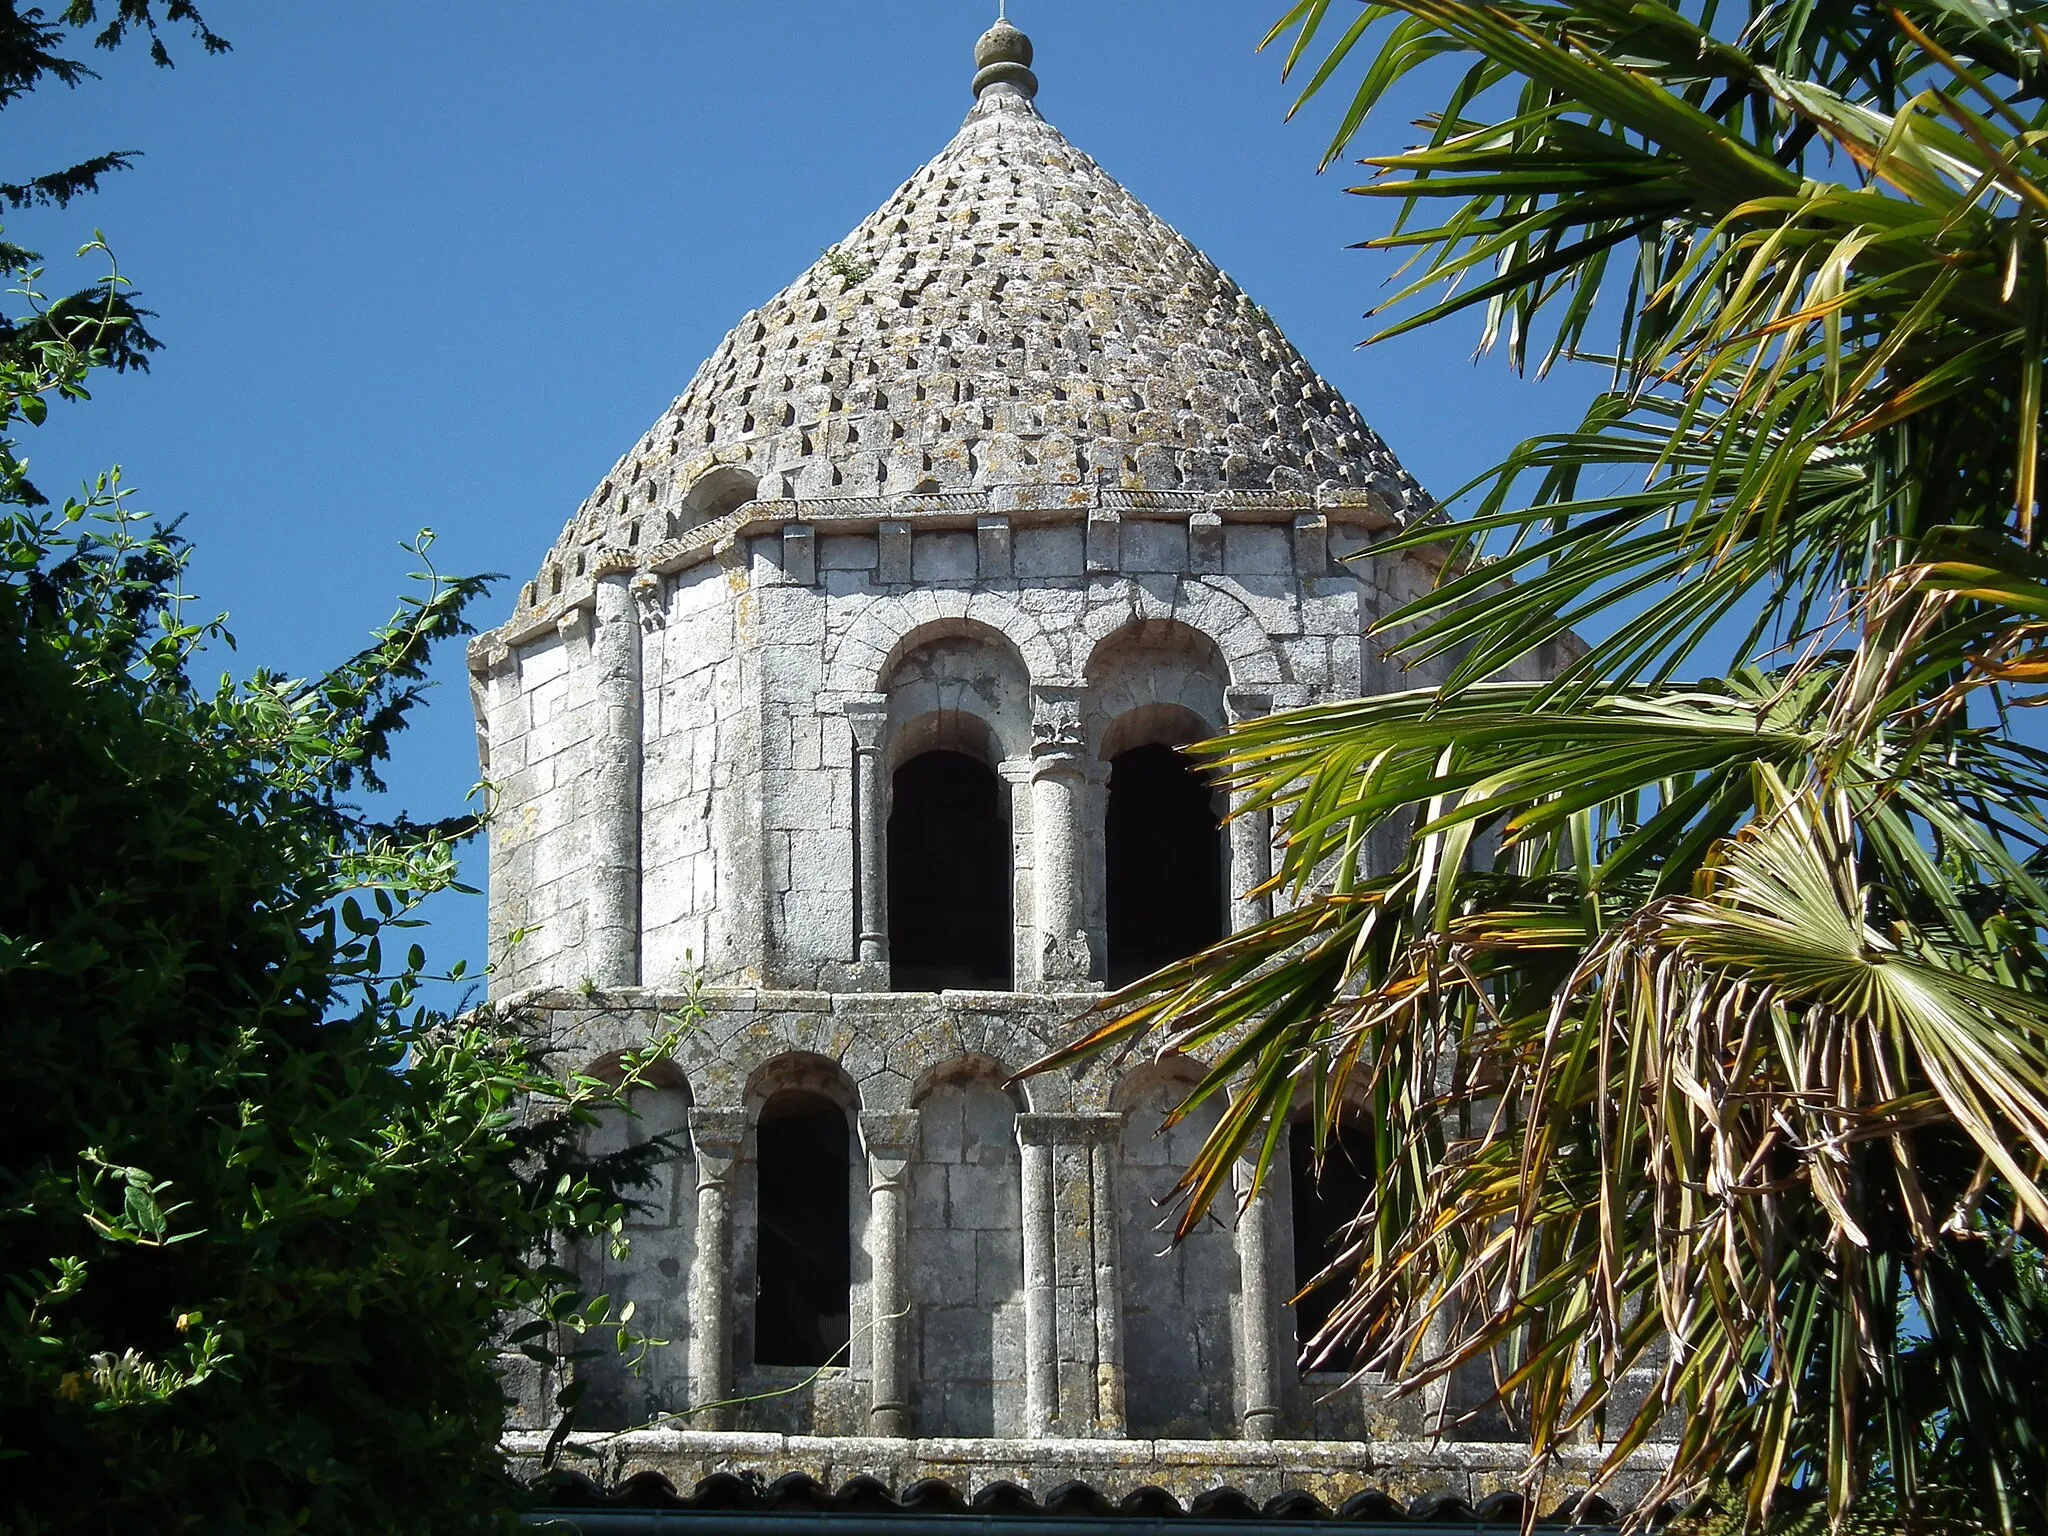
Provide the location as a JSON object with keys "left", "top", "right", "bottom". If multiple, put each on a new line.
{"left": 826, "top": 590, "right": 1064, "bottom": 694}
{"left": 1172, "top": 581, "right": 1286, "bottom": 689}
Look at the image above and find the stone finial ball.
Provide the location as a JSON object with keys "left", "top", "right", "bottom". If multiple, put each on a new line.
{"left": 975, "top": 19, "right": 1034, "bottom": 69}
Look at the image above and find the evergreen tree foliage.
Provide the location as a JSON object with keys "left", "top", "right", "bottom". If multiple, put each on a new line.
{"left": 0, "top": 2, "right": 236, "bottom": 411}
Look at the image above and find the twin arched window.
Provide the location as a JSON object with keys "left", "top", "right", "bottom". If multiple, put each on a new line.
{"left": 638, "top": 1062, "right": 1377, "bottom": 1429}
{"left": 883, "top": 740, "right": 1224, "bottom": 991}
{"left": 874, "top": 621, "right": 1234, "bottom": 992}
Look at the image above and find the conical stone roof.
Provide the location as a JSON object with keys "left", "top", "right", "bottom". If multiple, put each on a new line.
{"left": 544, "top": 23, "right": 1428, "bottom": 568}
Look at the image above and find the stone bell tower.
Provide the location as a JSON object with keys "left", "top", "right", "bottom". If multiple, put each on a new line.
{"left": 472, "top": 17, "right": 1635, "bottom": 1515}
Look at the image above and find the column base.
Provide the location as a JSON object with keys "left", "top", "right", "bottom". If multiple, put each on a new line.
{"left": 1035, "top": 932, "right": 1096, "bottom": 989}
{"left": 685, "top": 1402, "right": 737, "bottom": 1434}
{"left": 845, "top": 959, "right": 891, "bottom": 992}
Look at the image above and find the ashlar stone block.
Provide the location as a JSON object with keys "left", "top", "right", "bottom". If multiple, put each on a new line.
{"left": 913, "top": 530, "right": 978, "bottom": 584}
{"left": 1014, "top": 525, "right": 1084, "bottom": 578}
{"left": 1224, "top": 523, "right": 1291, "bottom": 577}
{"left": 878, "top": 520, "right": 914, "bottom": 584}
{"left": 1119, "top": 519, "right": 1187, "bottom": 573}
{"left": 976, "top": 515, "right": 1013, "bottom": 580}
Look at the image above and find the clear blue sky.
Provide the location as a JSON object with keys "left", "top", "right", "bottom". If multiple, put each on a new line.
{"left": 5, "top": 2, "right": 1599, "bottom": 989}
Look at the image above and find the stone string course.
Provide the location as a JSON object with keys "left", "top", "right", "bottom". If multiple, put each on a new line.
{"left": 476, "top": 20, "right": 1635, "bottom": 1517}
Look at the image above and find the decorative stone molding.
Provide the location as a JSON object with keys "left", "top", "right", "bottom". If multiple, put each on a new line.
{"left": 629, "top": 570, "right": 664, "bottom": 629}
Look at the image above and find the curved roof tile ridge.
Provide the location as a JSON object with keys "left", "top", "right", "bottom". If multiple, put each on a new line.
{"left": 518, "top": 1467, "right": 1664, "bottom": 1526}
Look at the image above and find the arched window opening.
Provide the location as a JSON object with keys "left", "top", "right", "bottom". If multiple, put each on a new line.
{"left": 1289, "top": 1119, "right": 1377, "bottom": 1373}
{"left": 753, "top": 1089, "right": 851, "bottom": 1368}
{"left": 888, "top": 750, "right": 1012, "bottom": 990}
{"left": 1105, "top": 743, "right": 1223, "bottom": 987}
{"left": 682, "top": 466, "right": 758, "bottom": 527}
{"left": 573, "top": 1081, "right": 696, "bottom": 1429}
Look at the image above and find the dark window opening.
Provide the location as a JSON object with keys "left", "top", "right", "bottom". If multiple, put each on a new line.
{"left": 888, "top": 750, "right": 1012, "bottom": 990}
{"left": 683, "top": 467, "right": 758, "bottom": 527}
{"left": 753, "top": 1090, "right": 851, "bottom": 1367}
{"left": 1289, "top": 1120, "right": 1377, "bottom": 1373}
{"left": 1105, "top": 742, "right": 1223, "bottom": 987}
{"left": 697, "top": 483, "right": 754, "bottom": 520}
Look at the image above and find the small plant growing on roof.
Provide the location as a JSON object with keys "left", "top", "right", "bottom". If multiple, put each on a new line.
{"left": 821, "top": 245, "right": 876, "bottom": 289}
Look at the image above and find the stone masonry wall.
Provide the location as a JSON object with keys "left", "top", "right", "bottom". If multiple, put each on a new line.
{"left": 572, "top": 1082, "right": 698, "bottom": 1430}
{"left": 515, "top": 990, "right": 1499, "bottom": 1451}
{"left": 1118, "top": 1072, "right": 1239, "bottom": 1439}
{"left": 477, "top": 495, "right": 1454, "bottom": 1002}
{"left": 483, "top": 623, "right": 592, "bottom": 995}
{"left": 641, "top": 561, "right": 746, "bottom": 989}
{"left": 910, "top": 1077, "right": 1028, "bottom": 1437}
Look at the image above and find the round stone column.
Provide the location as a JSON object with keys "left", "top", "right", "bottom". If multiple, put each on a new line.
{"left": 685, "top": 1108, "right": 746, "bottom": 1429}
{"left": 860, "top": 1110, "right": 920, "bottom": 1437}
{"left": 1225, "top": 686, "right": 1276, "bottom": 933}
{"left": 1234, "top": 1154, "right": 1284, "bottom": 1440}
{"left": 584, "top": 564, "right": 643, "bottom": 988}
{"left": 1030, "top": 685, "right": 1092, "bottom": 989}
{"left": 1018, "top": 1125, "right": 1058, "bottom": 1436}
{"left": 843, "top": 693, "right": 890, "bottom": 971}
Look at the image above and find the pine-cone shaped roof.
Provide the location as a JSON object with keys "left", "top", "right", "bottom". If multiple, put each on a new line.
{"left": 544, "top": 32, "right": 1427, "bottom": 567}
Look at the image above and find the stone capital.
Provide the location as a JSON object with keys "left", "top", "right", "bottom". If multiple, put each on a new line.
{"left": 843, "top": 692, "right": 890, "bottom": 753}
{"left": 688, "top": 1106, "right": 748, "bottom": 1175}
{"left": 629, "top": 570, "right": 664, "bottom": 626}
{"left": 1225, "top": 685, "right": 1274, "bottom": 724}
{"left": 859, "top": 1110, "right": 921, "bottom": 1184}
{"left": 1029, "top": 684, "right": 1088, "bottom": 765}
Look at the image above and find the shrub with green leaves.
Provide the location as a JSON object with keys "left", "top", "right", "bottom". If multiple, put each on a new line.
{"left": 0, "top": 203, "right": 669, "bottom": 1536}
